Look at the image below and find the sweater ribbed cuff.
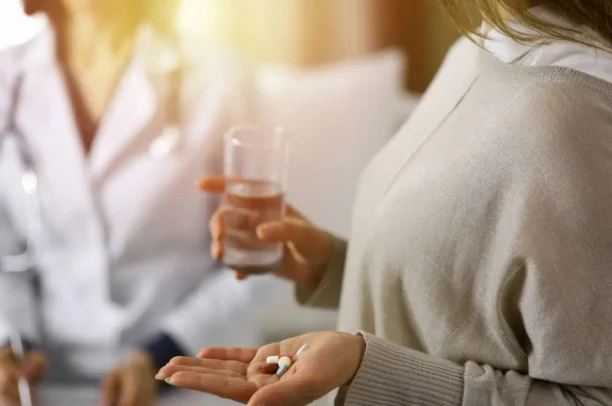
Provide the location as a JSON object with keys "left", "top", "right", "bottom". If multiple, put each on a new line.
{"left": 343, "top": 332, "right": 465, "bottom": 406}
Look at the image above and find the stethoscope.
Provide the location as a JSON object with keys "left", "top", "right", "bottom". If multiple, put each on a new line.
{"left": 0, "top": 57, "right": 186, "bottom": 274}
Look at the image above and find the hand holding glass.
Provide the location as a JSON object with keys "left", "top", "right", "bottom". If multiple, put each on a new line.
{"left": 222, "top": 126, "right": 290, "bottom": 273}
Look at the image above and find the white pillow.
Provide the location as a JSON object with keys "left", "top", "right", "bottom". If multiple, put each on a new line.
{"left": 254, "top": 48, "right": 408, "bottom": 238}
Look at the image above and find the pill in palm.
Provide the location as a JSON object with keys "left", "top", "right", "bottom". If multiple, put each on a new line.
{"left": 266, "top": 355, "right": 279, "bottom": 365}
{"left": 278, "top": 356, "right": 292, "bottom": 369}
{"left": 276, "top": 364, "right": 289, "bottom": 377}
{"left": 294, "top": 344, "right": 309, "bottom": 359}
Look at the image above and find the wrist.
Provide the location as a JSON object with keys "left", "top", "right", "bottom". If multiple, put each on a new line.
{"left": 303, "top": 231, "right": 335, "bottom": 287}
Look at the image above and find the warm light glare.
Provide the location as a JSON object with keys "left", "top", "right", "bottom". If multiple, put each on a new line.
{"left": 0, "top": 0, "right": 46, "bottom": 50}
{"left": 176, "top": 0, "right": 233, "bottom": 43}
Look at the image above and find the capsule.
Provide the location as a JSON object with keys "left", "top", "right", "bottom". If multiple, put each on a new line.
{"left": 294, "top": 344, "right": 309, "bottom": 359}
{"left": 266, "top": 356, "right": 279, "bottom": 365}
{"left": 278, "top": 356, "right": 292, "bottom": 369}
{"left": 276, "top": 364, "right": 289, "bottom": 377}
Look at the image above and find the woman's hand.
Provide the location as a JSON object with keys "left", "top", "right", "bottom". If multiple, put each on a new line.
{"left": 199, "top": 176, "right": 335, "bottom": 287}
{"left": 156, "top": 332, "right": 366, "bottom": 406}
{"left": 0, "top": 347, "right": 47, "bottom": 406}
{"left": 101, "top": 351, "right": 159, "bottom": 406}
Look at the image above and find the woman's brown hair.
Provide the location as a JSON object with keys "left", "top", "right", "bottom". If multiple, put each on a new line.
{"left": 440, "top": 0, "right": 612, "bottom": 47}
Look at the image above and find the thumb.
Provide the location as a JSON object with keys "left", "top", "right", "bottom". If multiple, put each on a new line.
{"left": 257, "top": 219, "right": 332, "bottom": 260}
{"left": 247, "top": 378, "right": 318, "bottom": 406}
{"left": 23, "top": 351, "right": 47, "bottom": 383}
{"left": 257, "top": 219, "right": 321, "bottom": 248}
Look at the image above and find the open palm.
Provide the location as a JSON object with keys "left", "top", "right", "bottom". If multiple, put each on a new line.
{"left": 157, "top": 332, "right": 365, "bottom": 406}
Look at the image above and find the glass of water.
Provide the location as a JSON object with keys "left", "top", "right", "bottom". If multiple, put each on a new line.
{"left": 222, "top": 125, "right": 290, "bottom": 273}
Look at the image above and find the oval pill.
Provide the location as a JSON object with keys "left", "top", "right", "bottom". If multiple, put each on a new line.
{"left": 295, "top": 344, "right": 309, "bottom": 359}
{"left": 278, "top": 356, "right": 292, "bottom": 368}
{"left": 276, "top": 364, "right": 289, "bottom": 377}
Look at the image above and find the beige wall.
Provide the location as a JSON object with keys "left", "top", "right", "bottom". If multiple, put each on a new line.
{"left": 400, "top": 0, "right": 461, "bottom": 92}
{"left": 194, "top": 0, "right": 463, "bottom": 92}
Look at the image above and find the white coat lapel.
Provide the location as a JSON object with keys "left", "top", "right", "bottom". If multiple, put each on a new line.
{"left": 18, "top": 28, "right": 93, "bottom": 212}
{"left": 87, "top": 57, "right": 156, "bottom": 177}
{"left": 88, "top": 28, "right": 182, "bottom": 179}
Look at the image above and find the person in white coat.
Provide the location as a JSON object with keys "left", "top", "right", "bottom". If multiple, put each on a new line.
{"left": 0, "top": 0, "right": 281, "bottom": 404}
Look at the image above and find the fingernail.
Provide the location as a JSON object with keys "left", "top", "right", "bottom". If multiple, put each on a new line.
{"left": 165, "top": 377, "right": 175, "bottom": 385}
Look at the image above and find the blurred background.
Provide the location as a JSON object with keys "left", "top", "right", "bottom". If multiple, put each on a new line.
{"left": 0, "top": 0, "right": 463, "bottom": 321}
{"left": 0, "top": 0, "right": 462, "bottom": 351}
{"left": 0, "top": 1, "right": 461, "bottom": 404}
{"left": 0, "top": 0, "right": 461, "bottom": 92}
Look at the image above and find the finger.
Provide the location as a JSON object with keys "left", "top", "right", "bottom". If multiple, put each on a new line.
{"left": 167, "top": 357, "right": 247, "bottom": 374}
{"left": 224, "top": 229, "right": 262, "bottom": 248}
{"left": 209, "top": 206, "right": 225, "bottom": 240}
{"left": 166, "top": 372, "right": 255, "bottom": 404}
{"left": 0, "top": 366, "right": 20, "bottom": 406}
{"left": 210, "top": 205, "right": 258, "bottom": 238}
{"left": 0, "top": 391, "right": 20, "bottom": 406}
{"left": 247, "top": 376, "right": 322, "bottom": 406}
{"left": 22, "top": 351, "right": 47, "bottom": 383}
{"left": 223, "top": 206, "right": 260, "bottom": 231}
{"left": 100, "top": 372, "right": 120, "bottom": 406}
{"left": 198, "top": 347, "right": 259, "bottom": 363}
{"left": 118, "top": 373, "right": 138, "bottom": 406}
{"left": 257, "top": 219, "right": 329, "bottom": 257}
{"left": 211, "top": 240, "right": 223, "bottom": 261}
{"left": 197, "top": 177, "right": 226, "bottom": 193}
{"left": 158, "top": 365, "right": 243, "bottom": 381}
{"left": 0, "top": 349, "right": 13, "bottom": 363}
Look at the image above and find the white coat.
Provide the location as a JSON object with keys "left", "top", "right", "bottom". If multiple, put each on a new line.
{"left": 0, "top": 21, "right": 281, "bottom": 380}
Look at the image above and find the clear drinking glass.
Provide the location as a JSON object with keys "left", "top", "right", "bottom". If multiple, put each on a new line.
{"left": 223, "top": 125, "right": 290, "bottom": 273}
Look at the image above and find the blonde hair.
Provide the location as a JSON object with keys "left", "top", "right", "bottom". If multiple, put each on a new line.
{"left": 440, "top": 0, "right": 612, "bottom": 47}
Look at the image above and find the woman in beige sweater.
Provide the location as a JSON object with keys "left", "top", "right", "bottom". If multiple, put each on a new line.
{"left": 156, "top": 1, "right": 612, "bottom": 405}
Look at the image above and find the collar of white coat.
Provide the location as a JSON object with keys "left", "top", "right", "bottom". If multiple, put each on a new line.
{"left": 15, "top": 17, "right": 186, "bottom": 180}
{"left": 19, "top": 16, "right": 183, "bottom": 75}
{"left": 480, "top": 6, "right": 603, "bottom": 64}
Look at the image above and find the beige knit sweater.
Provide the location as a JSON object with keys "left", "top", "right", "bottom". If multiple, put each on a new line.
{"left": 297, "top": 37, "right": 612, "bottom": 405}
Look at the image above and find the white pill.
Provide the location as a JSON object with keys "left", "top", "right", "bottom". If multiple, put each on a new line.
{"left": 266, "top": 356, "right": 279, "bottom": 365}
{"left": 278, "top": 356, "right": 292, "bottom": 369}
{"left": 276, "top": 365, "right": 289, "bottom": 377}
{"left": 294, "top": 344, "right": 309, "bottom": 359}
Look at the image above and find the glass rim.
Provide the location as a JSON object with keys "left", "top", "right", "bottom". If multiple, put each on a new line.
{"left": 225, "top": 125, "right": 290, "bottom": 149}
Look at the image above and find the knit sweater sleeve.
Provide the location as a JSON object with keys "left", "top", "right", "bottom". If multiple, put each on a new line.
{"left": 339, "top": 85, "right": 612, "bottom": 405}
